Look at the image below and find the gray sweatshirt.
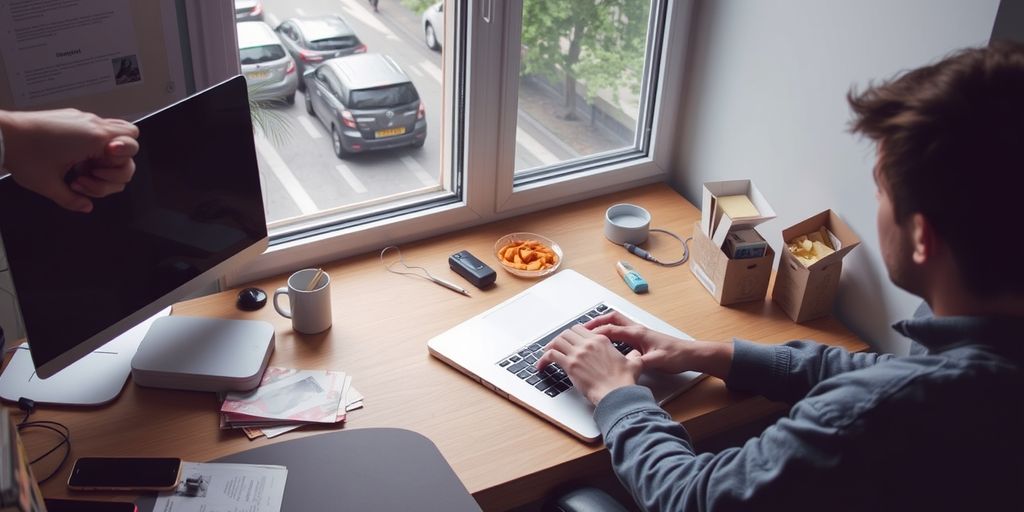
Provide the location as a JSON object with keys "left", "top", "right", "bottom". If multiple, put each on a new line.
{"left": 594, "top": 316, "right": 1023, "bottom": 511}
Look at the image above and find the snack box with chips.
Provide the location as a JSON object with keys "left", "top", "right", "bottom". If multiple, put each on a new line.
{"left": 690, "top": 222, "right": 775, "bottom": 306}
{"left": 772, "top": 209, "right": 860, "bottom": 322}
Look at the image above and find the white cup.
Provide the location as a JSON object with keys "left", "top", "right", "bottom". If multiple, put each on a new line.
{"left": 273, "top": 268, "right": 332, "bottom": 334}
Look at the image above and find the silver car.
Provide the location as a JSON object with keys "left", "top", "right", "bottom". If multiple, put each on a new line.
{"left": 234, "top": 0, "right": 263, "bottom": 22}
{"left": 237, "top": 21, "right": 298, "bottom": 105}
{"left": 421, "top": 2, "right": 443, "bottom": 51}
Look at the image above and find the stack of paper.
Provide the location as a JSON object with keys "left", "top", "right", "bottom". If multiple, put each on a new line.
{"left": 220, "top": 367, "right": 364, "bottom": 440}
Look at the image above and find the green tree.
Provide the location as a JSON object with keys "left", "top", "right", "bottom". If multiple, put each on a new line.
{"left": 521, "top": 0, "right": 651, "bottom": 120}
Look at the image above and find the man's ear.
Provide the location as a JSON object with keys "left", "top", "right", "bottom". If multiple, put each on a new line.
{"left": 910, "top": 213, "right": 937, "bottom": 264}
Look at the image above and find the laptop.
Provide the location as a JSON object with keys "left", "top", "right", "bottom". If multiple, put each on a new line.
{"left": 427, "top": 269, "right": 704, "bottom": 441}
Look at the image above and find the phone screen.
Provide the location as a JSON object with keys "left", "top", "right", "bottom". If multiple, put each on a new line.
{"left": 68, "top": 457, "right": 181, "bottom": 490}
{"left": 45, "top": 498, "right": 137, "bottom": 512}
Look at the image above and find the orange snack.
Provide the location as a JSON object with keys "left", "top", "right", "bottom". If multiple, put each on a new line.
{"left": 497, "top": 239, "right": 558, "bottom": 271}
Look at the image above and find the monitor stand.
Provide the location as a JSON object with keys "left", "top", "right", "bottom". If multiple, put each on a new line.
{"left": 0, "top": 307, "right": 171, "bottom": 406}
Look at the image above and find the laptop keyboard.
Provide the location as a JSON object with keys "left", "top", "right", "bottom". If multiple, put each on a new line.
{"left": 496, "top": 303, "right": 634, "bottom": 398}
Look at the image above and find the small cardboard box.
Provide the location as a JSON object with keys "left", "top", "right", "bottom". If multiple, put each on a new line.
{"left": 772, "top": 210, "right": 860, "bottom": 322}
{"left": 690, "top": 180, "right": 777, "bottom": 305}
{"left": 690, "top": 222, "right": 775, "bottom": 305}
{"left": 699, "top": 180, "right": 777, "bottom": 248}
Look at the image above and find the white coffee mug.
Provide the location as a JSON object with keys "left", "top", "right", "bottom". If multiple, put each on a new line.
{"left": 273, "top": 268, "right": 332, "bottom": 334}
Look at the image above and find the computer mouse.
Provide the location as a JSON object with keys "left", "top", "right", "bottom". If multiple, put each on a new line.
{"left": 236, "top": 287, "right": 267, "bottom": 311}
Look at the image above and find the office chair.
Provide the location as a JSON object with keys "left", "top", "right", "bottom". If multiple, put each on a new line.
{"left": 543, "top": 486, "right": 630, "bottom": 512}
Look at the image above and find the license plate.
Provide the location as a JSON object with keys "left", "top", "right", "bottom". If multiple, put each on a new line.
{"left": 245, "top": 70, "right": 270, "bottom": 80}
{"left": 375, "top": 127, "right": 406, "bottom": 138}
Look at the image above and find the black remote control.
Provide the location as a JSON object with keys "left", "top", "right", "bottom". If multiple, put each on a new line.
{"left": 449, "top": 250, "right": 497, "bottom": 289}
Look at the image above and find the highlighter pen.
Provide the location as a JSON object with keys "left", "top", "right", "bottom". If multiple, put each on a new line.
{"left": 615, "top": 260, "right": 649, "bottom": 294}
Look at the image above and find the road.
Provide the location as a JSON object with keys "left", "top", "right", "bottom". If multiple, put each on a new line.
{"left": 250, "top": 0, "right": 561, "bottom": 225}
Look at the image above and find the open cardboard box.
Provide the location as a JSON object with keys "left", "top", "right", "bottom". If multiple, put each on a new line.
{"left": 772, "top": 210, "right": 860, "bottom": 322}
{"left": 699, "top": 180, "right": 777, "bottom": 248}
{"left": 690, "top": 180, "right": 776, "bottom": 306}
{"left": 690, "top": 222, "right": 775, "bottom": 305}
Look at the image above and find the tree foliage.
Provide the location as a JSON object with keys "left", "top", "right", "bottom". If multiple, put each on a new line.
{"left": 521, "top": 0, "right": 651, "bottom": 119}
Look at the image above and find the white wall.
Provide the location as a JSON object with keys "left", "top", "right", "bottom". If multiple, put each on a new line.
{"left": 672, "top": 0, "right": 1000, "bottom": 353}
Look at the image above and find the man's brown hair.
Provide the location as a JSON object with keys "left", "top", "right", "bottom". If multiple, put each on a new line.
{"left": 848, "top": 41, "right": 1024, "bottom": 298}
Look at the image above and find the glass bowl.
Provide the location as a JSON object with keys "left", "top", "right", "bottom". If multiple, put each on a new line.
{"left": 493, "top": 232, "right": 563, "bottom": 278}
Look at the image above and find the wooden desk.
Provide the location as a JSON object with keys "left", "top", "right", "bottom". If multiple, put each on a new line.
{"left": 15, "top": 183, "right": 865, "bottom": 510}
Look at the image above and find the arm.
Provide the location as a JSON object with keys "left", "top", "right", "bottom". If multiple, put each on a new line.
{"left": 726, "top": 340, "right": 895, "bottom": 403}
{"left": 585, "top": 311, "right": 895, "bottom": 404}
{"left": 595, "top": 386, "right": 860, "bottom": 512}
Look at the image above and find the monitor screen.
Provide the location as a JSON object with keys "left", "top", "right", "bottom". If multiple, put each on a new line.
{"left": 0, "top": 75, "right": 268, "bottom": 378}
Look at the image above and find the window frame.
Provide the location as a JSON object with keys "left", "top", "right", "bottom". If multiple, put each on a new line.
{"left": 183, "top": 0, "right": 692, "bottom": 286}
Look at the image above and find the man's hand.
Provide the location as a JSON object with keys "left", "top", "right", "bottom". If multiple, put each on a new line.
{"left": 0, "top": 108, "right": 139, "bottom": 213}
{"left": 586, "top": 311, "right": 735, "bottom": 380}
{"left": 535, "top": 324, "right": 643, "bottom": 405}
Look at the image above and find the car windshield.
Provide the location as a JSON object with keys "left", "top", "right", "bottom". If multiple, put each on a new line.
{"left": 309, "top": 36, "right": 360, "bottom": 51}
{"left": 349, "top": 83, "right": 419, "bottom": 109}
{"left": 240, "top": 44, "right": 286, "bottom": 64}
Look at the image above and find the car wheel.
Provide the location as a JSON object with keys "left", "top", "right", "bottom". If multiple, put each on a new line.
{"left": 332, "top": 126, "right": 348, "bottom": 159}
{"left": 425, "top": 23, "right": 440, "bottom": 51}
{"left": 286, "top": 93, "right": 295, "bottom": 105}
{"left": 305, "top": 94, "right": 314, "bottom": 116}
{"left": 411, "top": 139, "right": 425, "bottom": 149}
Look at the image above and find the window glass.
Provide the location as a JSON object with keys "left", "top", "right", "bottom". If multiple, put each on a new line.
{"left": 239, "top": 44, "right": 286, "bottom": 64}
{"left": 308, "top": 36, "right": 360, "bottom": 51}
{"left": 233, "top": 1, "right": 446, "bottom": 228}
{"left": 349, "top": 84, "right": 419, "bottom": 109}
{"left": 514, "top": 0, "right": 654, "bottom": 174}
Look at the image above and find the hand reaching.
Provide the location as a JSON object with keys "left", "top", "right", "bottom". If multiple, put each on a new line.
{"left": 0, "top": 108, "right": 139, "bottom": 213}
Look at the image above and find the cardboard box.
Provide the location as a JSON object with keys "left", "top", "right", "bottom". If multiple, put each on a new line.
{"left": 772, "top": 210, "right": 861, "bottom": 322}
{"left": 699, "top": 180, "right": 777, "bottom": 248}
{"left": 690, "top": 222, "right": 775, "bottom": 305}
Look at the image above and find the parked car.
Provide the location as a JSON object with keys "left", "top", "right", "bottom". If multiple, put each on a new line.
{"left": 237, "top": 21, "right": 298, "bottom": 105}
{"left": 275, "top": 15, "right": 366, "bottom": 91}
{"left": 303, "top": 54, "right": 426, "bottom": 158}
{"left": 421, "top": 2, "right": 443, "bottom": 51}
{"left": 234, "top": 0, "right": 263, "bottom": 22}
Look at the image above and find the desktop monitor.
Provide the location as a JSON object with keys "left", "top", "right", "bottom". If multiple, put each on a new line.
{"left": 0, "top": 75, "right": 268, "bottom": 379}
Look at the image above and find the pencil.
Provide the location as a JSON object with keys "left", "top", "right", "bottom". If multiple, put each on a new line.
{"left": 307, "top": 268, "right": 325, "bottom": 291}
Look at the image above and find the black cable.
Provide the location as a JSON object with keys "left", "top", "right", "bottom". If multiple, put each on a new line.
{"left": 16, "top": 397, "right": 72, "bottom": 485}
{"left": 621, "top": 228, "right": 692, "bottom": 267}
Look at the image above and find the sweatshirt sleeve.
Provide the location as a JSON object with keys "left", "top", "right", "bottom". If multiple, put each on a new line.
{"left": 594, "top": 384, "right": 864, "bottom": 512}
{"left": 725, "top": 339, "right": 894, "bottom": 404}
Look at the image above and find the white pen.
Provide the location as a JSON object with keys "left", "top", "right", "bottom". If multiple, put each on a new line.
{"left": 430, "top": 276, "right": 472, "bottom": 297}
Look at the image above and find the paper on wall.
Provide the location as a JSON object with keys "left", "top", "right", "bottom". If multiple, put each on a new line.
{"left": 0, "top": 0, "right": 143, "bottom": 107}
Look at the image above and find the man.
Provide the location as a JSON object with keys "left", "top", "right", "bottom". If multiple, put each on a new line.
{"left": 0, "top": 108, "right": 139, "bottom": 213}
{"left": 537, "top": 42, "right": 1023, "bottom": 511}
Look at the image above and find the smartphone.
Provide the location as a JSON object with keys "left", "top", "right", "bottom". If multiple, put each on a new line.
{"left": 45, "top": 498, "right": 138, "bottom": 512}
{"left": 67, "top": 457, "right": 182, "bottom": 491}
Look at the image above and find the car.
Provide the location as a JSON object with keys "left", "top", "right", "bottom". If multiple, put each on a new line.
{"left": 303, "top": 53, "right": 427, "bottom": 158}
{"left": 421, "top": 2, "right": 443, "bottom": 51}
{"left": 237, "top": 21, "right": 298, "bottom": 105}
{"left": 275, "top": 15, "right": 367, "bottom": 91}
{"left": 234, "top": 0, "right": 264, "bottom": 22}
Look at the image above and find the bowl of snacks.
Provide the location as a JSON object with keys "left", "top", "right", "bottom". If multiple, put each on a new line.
{"left": 494, "top": 232, "right": 562, "bottom": 277}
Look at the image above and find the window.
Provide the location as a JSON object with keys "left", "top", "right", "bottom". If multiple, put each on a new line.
{"left": 239, "top": 44, "right": 285, "bottom": 64}
{"left": 185, "top": 0, "right": 689, "bottom": 284}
